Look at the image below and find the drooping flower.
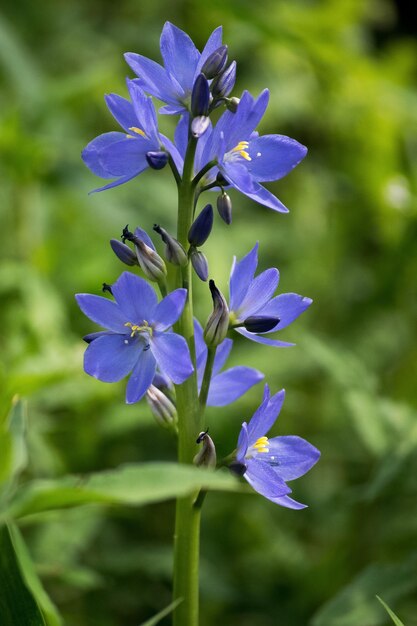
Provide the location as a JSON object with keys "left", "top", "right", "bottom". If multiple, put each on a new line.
{"left": 76, "top": 272, "right": 193, "bottom": 403}
{"left": 194, "top": 319, "right": 263, "bottom": 406}
{"left": 82, "top": 80, "right": 182, "bottom": 192}
{"left": 176, "top": 89, "right": 307, "bottom": 212}
{"left": 231, "top": 385, "right": 320, "bottom": 509}
{"left": 229, "top": 243, "right": 312, "bottom": 347}
{"left": 125, "top": 22, "right": 225, "bottom": 115}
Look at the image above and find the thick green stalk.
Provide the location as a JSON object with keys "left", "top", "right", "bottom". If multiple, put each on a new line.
{"left": 173, "top": 136, "right": 203, "bottom": 626}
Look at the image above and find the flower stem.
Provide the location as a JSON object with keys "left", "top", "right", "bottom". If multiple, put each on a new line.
{"left": 199, "top": 346, "right": 216, "bottom": 411}
{"left": 173, "top": 134, "right": 203, "bottom": 626}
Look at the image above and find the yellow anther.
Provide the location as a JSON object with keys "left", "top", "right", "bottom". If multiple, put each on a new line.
{"left": 128, "top": 126, "right": 147, "bottom": 138}
{"left": 124, "top": 321, "right": 153, "bottom": 338}
{"left": 253, "top": 436, "right": 269, "bottom": 453}
{"left": 231, "top": 140, "right": 251, "bottom": 161}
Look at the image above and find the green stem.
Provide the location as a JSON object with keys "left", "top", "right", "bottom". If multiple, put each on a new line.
{"left": 199, "top": 346, "right": 216, "bottom": 411}
{"left": 173, "top": 134, "right": 203, "bottom": 626}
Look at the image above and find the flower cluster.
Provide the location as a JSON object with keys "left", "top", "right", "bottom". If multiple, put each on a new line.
{"left": 78, "top": 22, "right": 319, "bottom": 509}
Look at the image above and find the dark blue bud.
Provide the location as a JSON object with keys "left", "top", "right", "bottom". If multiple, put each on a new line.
{"left": 110, "top": 239, "right": 138, "bottom": 266}
{"left": 191, "top": 115, "right": 210, "bottom": 138}
{"left": 243, "top": 316, "right": 280, "bottom": 333}
{"left": 211, "top": 61, "right": 237, "bottom": 98}
{"left": 190, "top": 248, "right": 209, "bottom": 281}
{"left": 188, "top": 204, "right": 213, "bottom": 246}
{"left": 146, "top": 150, "right": 168, "bottom": 170}
{"left": 216, "top": 192, "right": 232, "bottom": 224}
{"left": 201, "top": 45, "right": 228, "bottom": 79}
{"left": 191, "top": 73, "right": 210, "bottom": 116}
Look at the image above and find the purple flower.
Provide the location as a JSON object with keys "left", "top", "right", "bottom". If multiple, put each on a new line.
{"left": 194, "top": 320, "right": 263, "bottom": 406}
{"left": 233, "top": 385, "right": 320, "bottom": 509}
{"left": 76, "top": 272, "right": 193, "bottom": 404}
{"left": 125, "top": 22, "right": 224, "bottom": 115}
{"left": 229, "top": 243, "right": 312, "bottom": 347}
{"left": 82, "top": 80, "right": 182, "bottom": 192}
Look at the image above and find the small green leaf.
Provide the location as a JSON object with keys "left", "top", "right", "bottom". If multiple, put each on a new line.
{"left": 4, "top": 462, "right": 241, "bottom": 519}
{"left": 376, "top": 596, "right": 405, "bottom": 626}
{"left": 139, "top": 598, "right": 183, "bottom": 626}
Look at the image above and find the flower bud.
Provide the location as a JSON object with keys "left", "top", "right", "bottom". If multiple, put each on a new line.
{"left": 193, "top": 430, "right": 217, "bottom": 469}
{"left": 225, "top": 96, "right": 240, "bottom": 113}
{"left": 191, "top": 73, "right": 210, "bottom": 117}
{"left": 146, "top": 150, "right": 169, "bottom": 170}
{"left": 188, "top": 204, "right": 213, "bottom": 247}
{"left": 190, "top": 248, "right": 209, "bottom": 281}
{"left": 191, "top": 115, "right": 210, "bottom": 138}
{"left": 201, "top": 45, "right": 228, "bottom": 79}
{"left": 122, "top": 225, "right": 167, "bottom": 282}
{"left": 204, "top": 279, "right": 229, "bottom": 347}
{"left": 211, "top": 60, "right": 237, "bottom": 98}
{"left": 243, "top": 316, "right": 280, "bottom": 333}
{"left": 216, "top": 192, "right": 232, "bottom": 224}
{"left": 110, "top": 239, "right": 139, "bottom": 266}
{"left": 146, "top": 385, "right": 177, "bottom": 430}
{"left": 153, "top": 224, "right": 188, "bottom": 267}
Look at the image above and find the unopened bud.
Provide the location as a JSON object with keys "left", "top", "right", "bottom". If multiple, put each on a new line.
{"left": 191, "top": 73, "right": 210, "bottom": 117}
{"left": 193, "top": 430, "right": 217, "bottom": 469}
{"left": 243, "top": 316, "right": 280, "bottom": 333}
{"left": 190, "top": 248, "right": 209, "bottom": 281}
{"left": 146, "top": 150, "right": 168, "bottom": 170}
{"left": 204, "top": 279, "right": 229, "bottom": 347}
{"left": 191, "top": 115, "right": 210, "bottom": 138}
{"left": 201, "top": 45, "right": 228, "bottom": 79}
{"left": 225, "top": 96, "right": 240, "bottom": 113}
{"left": 110, "top": 239, "right": 138, "bottom": 266}
{"left": 153, "top": 224, "right": 188, "bottom": 266}
{"left": 211, "top": 61, "right": 237, "bottom": 98}
{"left": 122, "top": 225, "right": 167, "bottom": 282}
{"left": 188, "top": 204, "right": 213, "bottom": 247}
{"left": 146, "top": 385, "right": 177, "bottom": 430}
{"left": 216, "top": 192, "right": 232, "bottom": 224}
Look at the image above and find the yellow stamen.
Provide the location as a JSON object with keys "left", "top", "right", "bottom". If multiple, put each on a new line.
{"left": 127, "top": 126, "right": 147, "bottom": 138}
{"left": 232, "top": 141, "right": 252, "bottom": 161}
{"left": 253, "top": 436, "right": 269, "bottom": 453}
{"left": 124, "top": 320, "right": 153, "bottom": 338}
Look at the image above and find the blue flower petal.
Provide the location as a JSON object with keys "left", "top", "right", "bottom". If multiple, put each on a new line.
{"left": 193, "top": 318, "right": 207, "bottom": 377}
{"left": 124, "top": 54, "right": 179, "bottom": 104}
{"left": 265, "top": 494, "right": 307, "bottom": 509}
{"left": 159, "top": 133, "right": 184, "bottom": 176}
{"left": 82, "top": 132, "right": 127, "bottom": 178}
{"left": 235, "top": 327, "right": 295, "bottom": 347}
{"left": 105, "top": 94, "right": 137, "bottom": 133}
{"left": 196, "top": 26, "right": 223, "bottom": 74}
{"left": 150, "top": 331, "right": 193, "bottom": 384}
{"left": 126, "top": 80, "right": 159, "bottom": 144}
{"left": 247, "top": 134, "right": 307, "bottom": 182}
{"left": 152, "top": 289, "right": 187, "bottom": 331}
{"left": 160, "top": 22, "right": 199, "bottom": 93}
{"left": 174, "top": 115, "right": 189, "bottom": 161}
{"left": 229, "top": 243, "right": 259, "bottom": 312}
{"left": 75, "top": 294, "right": 127, "bottom": 332}
{"left": 236, "top": 268, "right": 279, "bottom": 319}
{"left": 236, "top": 422, "right": 249, "bottom": 462}
{"left": 98, "top": 137, "right": 149, "bottom": 177}
{"left": 260, "top": 293, "right": 313, "bottom": 331}
{"left": 207, "top": 366, "right": 264, "bottom": 407}
{"left": 84, "top": 334, "right": 140, "bottom": 382}
{"left": 212, "top": 338, "right": 233, "bottom": 376}
{"left": 134, "top": 226, "right": 156, "bottom": 250}
{"left": 245, "top": 459, "right": 291, "bottom": 498}
{"left": 267, "top": 436, "right": 321, "bottom": 481}
{"left": 125, "top": 347, "right": 157, "bottom": 404}
{"left": 90, "top": 172, "right": 140, "bottom": 193}
{"left": 221, "top": 161, "right": 256, "bottom": 194}
{"left": 111, "top": 272, "right": 158, "bottom": 323}
{"left": 240, "top": 181, "right": 290, "bottom": 213}
{"left": 247, "top": 387, "right": 285, "bottom": 442}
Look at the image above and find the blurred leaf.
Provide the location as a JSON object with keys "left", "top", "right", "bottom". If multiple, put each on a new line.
{"left": 4, "top": 463, "right": 241, "bottom": 519}
{"left": 0, "top": 522, "right": 46, "bottom": 626}
{"left": 0, "top": 397, "right": 28, "bottom": 502}
{"left": 376, "top": 596, "right": 405, "bottom": 626}
{"left": 139, "top": 598, "right": 182, "bottom": 626}
{"left": 312, "top": 552, "right": 417, "bottom": 626}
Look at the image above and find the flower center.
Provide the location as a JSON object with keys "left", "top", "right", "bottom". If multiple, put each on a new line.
{"left": 124, "top": 320, "right": 153, "bottom": 338}
{"left": 251, "top": 436, "right": 270, "bottom": 455}
{"left": 127, "top": 126, "right": 148, "bottom": 139}
{"left": 225, "top": 141, "right": 252, "bottom": 163}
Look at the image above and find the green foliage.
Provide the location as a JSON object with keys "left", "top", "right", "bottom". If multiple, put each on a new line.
{"left": 377, "top": 596, "right": 406, "bottom": 626}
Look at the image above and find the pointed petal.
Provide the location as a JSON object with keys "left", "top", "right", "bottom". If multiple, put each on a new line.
{"left": 83, "top": 331, "right": 113, "bottom": 343}
{"left": 229, "top": 243, "right": 259, "bottom": 312}
{"left": 266, "top": 436, "right": 321, "bottom": 481}
{"left": 236, "top": 422, "right": 249, "bottom": 462}
{"left": 125, "top": 348, "right": 157, "bottom": 404}
{"left": 196, "top": 26, "right": 223, "bottom": 74}
{"left": 160, "top": 133, "right": 184, "bottom": 176}
{"left": 247, "top": 134, "right": 307, "bottom": 182}
{"left": 237, "top": 268, "right": 279, "bottom": 319}
{"left": 126, "top": 80, "right": 159, "bottom": 143}
{"left": 134, "top": 226, "right": 155, "bottom": 250}
{"left": 245, "top": 459, "right": 291, "bottom": 498}
{"left": 89, "top": 172, "right": 140, "bottom": 193}
{"left": 151, "top": 332, "right": 193, "bottom": 384}
{"left": 174, "top": 115, "right": 189, "bottom": 160}
{"left": 124, "top": 54, "right": 179, "bottom": 103}
{"left": 266, "top": 494, "right": 307, "bottom": 509}
{"left": 98, "top": 137, "right": 149, "bottom": 177}
{"left": 221, "top": 161, "right": 256, "bottom": 194}
{"left": 212, "top": 338, "right": 233, "bottom": 376}
{"left": 247, "top": 388, "right": 285, "bottom": 442}
{"left": 240, "top": 181, "right": 290, "bottom": 213}
{"left": 260, "top": 293, "right": 313, "bottom": 331}
{"left": 235, "top": 327, "right": 295, "bottom": 347}
{"left": 152, "top": 289, "right": 187, "bottom": 331}
{"left": 207, "top": 366, "right": 264, "bottom": 407}
{"left": 75, "top": 294, "right": 126, "bottom": 332}
{"left": 105, "top": 94, "right": 137, "bottom": 133}
{"left": 160, "top": 22, "right": 199, "bottom": 92}
{"left": 84, "top": 334, "right": 139, "bottom": 382}
{"left": 82, "top": 132, "right": 127, "bottom": 178}
{"left": 111, "top": 272, "right": 158, "bottom": 322}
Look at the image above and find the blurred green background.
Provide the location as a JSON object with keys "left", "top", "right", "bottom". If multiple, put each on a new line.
{"left": 1, "top": 0, "right": 417, "bottom": 624}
